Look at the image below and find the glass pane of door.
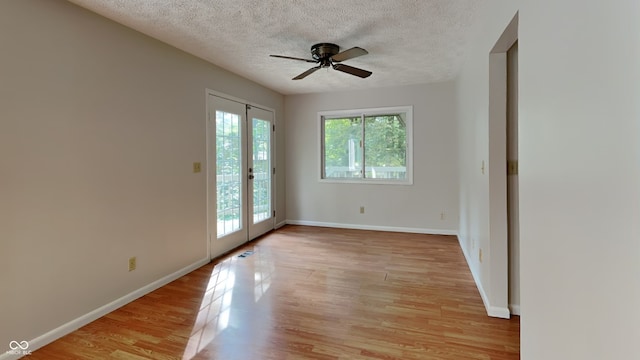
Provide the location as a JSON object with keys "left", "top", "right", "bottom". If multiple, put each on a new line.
{"left": 252, "top": 118, "right": 271, "bottom": 224}
{"left": 209, "top": 94, "right": 248, "bottom": 257}
{"left": 247, "top": 106, "right": 274, "bottom": 240}
{"left": 216, "top": 110, "right": 242, "bottom": 237}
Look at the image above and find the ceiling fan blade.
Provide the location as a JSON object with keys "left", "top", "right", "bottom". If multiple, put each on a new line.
{"left": 332, "top": 63, "right": 372, "bottom": 78}
{"left": 270, "top": 54, "right": 318, "bottom": 63}
{"left": 330, "top": 47, "right": 368, "bottom": 62}
{"left": 293, "top": 66, "right": 322, "bottom": 80}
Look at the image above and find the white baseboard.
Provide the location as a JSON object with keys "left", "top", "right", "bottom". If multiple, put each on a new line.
{"left": 488, "top": 305, "right": 511, "bottom": 319}
{"left": 457, "top": 235, "right": 511, "bottom": 319}
{"left": 0, "top": 257, "right": 210, "bottom": 360}
{"left": 275, "top": 220, "right": 287, "bottom": 229}
{"left": 510, "top": 304, "right": 521, "bottom": 316}
{"left": 285, "top": 220, "right": 458, "bottom": 236}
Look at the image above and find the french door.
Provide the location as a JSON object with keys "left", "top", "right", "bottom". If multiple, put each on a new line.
{"left": 208, "top": 93, "right": 274, "bottom": 257}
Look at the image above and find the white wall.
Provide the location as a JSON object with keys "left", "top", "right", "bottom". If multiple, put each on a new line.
{"left": 0, "top": 0, "right": 284, "bottom": 353}
{"left": 285, "top": 83, "right": 458, "bottom": 234}
{"left": 457, "top": 0, "right": 640, "bottom": 358}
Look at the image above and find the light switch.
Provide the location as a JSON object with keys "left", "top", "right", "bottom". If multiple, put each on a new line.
{"left": 193, "top": 162, "right": 201, "bottom": 173}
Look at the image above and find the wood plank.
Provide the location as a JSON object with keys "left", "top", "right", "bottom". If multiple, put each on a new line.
{"left": 30, "top": 225, "right": 519, "bottom": 359}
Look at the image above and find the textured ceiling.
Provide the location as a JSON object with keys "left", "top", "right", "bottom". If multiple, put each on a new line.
{"left": 67, "top": 0, "right": 483, "bottom": 95}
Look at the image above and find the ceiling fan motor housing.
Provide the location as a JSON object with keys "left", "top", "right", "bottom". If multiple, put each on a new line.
{"left": 311, "top": 43, "right": 340, "bottom": 67}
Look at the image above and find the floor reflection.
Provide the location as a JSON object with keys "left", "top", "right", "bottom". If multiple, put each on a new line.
{"left": 182, "top": 244, "right": 275, "bottom": 360}
{"left": 254, "top": 247, "right": 274, "bottom": 303}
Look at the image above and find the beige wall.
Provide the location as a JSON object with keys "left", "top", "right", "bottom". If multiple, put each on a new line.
{"left": 0, "top": 0, "right": 284, "bottom": 352}
{"left": 284, "top": 83, "right": 459, "bottom": 233}
{"left": 457, "top": 0, "right": 640, "bottom": 358}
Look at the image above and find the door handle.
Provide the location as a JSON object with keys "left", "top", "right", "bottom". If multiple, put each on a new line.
{"left": 249, "top": 174, "right": 254, "bottom": 180}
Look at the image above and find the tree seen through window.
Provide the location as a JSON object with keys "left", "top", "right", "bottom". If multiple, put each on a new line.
{"left": 322, "top": 108, "right": 410, "bottom": 182}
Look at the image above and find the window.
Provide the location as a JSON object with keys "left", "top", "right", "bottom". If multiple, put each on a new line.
{"left": 320, "top": 106, "right": 413, "bottom": 184}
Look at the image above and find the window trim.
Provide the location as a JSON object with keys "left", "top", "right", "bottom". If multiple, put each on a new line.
{"left": 318, "top": 105, "right": 413, "bottom": 185}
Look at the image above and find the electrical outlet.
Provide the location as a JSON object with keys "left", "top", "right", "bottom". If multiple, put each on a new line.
{"left": 479, "top": 249, "right": 483, "bottom": 263}
{"left": 193, "top": 162, "right": 201, "bottom": 173}
{"left": 359, "top": 206, "right": 365, "bottom": 214}
{"left": 128, "top": 257, "right": 137, "bottom": 272}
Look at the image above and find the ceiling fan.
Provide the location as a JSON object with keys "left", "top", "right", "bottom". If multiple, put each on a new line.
{"left": 270, "top": 43, "right": 372, "bottom": 80}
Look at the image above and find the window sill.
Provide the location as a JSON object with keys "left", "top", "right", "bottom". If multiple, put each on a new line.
{"left": 318, "top": 178, "right": 413, "bottom": 186}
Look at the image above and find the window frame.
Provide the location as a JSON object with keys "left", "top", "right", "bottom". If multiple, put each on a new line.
{"left": 318, "top": 105, "right": 413, "bottom": 185}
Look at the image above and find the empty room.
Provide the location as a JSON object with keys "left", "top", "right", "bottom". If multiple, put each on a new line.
{"left": 1, "top": 1, "right": 638, "bottom": 360}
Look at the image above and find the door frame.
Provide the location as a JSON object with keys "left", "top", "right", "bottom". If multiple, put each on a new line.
{"left": 487, "top": 12, "right": 518, "bottom": 318}
{"left": 506, "top": 40, "right": 519, "bottom": 316}
{"left": 205, "top": 89, "right": 276, "bottom": 260}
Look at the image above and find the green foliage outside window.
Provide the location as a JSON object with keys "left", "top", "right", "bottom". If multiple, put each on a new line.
{"left": 216, "top": 111, "right": 241, "bottom": 221}
{"left": 323, "top": 112, "right": 408, "bottom": 180}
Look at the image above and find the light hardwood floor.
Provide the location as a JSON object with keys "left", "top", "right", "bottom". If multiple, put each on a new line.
{"left": 31, "top": 225, "right": 519, "bottom": 359}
